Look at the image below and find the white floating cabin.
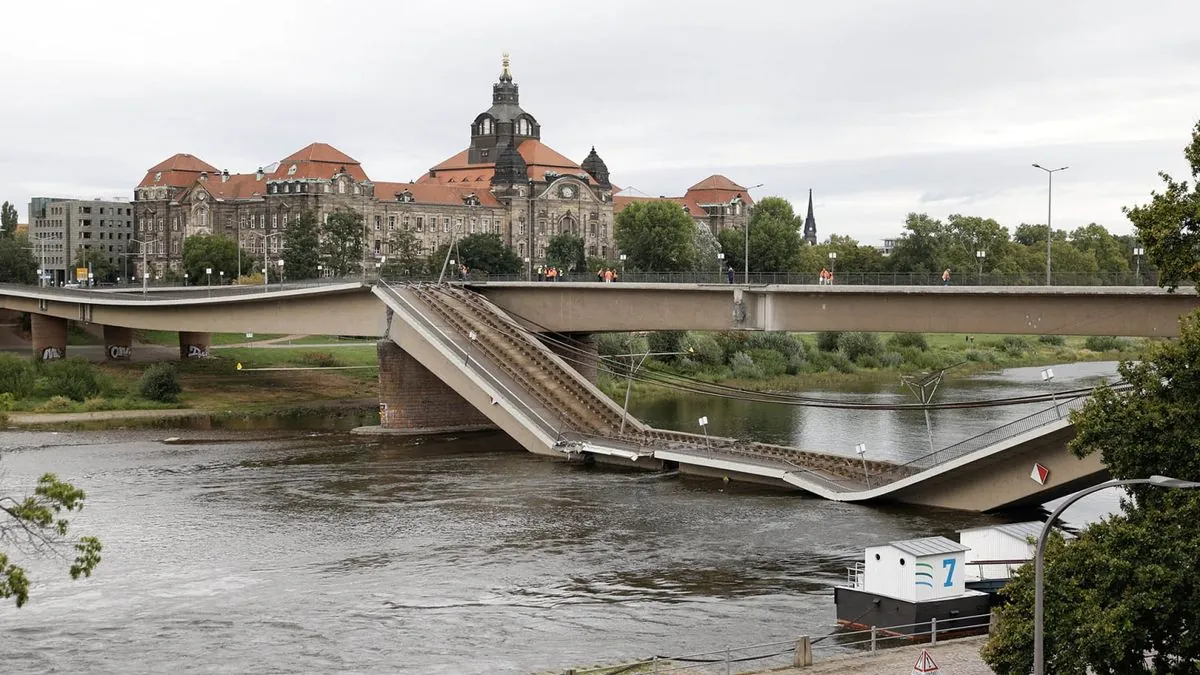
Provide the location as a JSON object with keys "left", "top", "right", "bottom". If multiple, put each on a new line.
{"left": 959, "top": 521, "right": 1074, "bottom": 593}
{"left": 836, "top": 536, "right": 990, "bottom": 635}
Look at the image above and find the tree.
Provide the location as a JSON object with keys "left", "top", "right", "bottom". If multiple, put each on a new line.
{"left": 1125, "top": 119, "right": 1200, "bottom": 290}
{"left": 0, "top": 236, "right": 37, "bottom": 284}
{"left": 1, "top": 474, "right": 102, "bottom": 607}
{"left": 181, "top": 234, "right": 243, "bottom": 284}
{"left": 1070, "top": 223, "right": 1131, "bottom": 281}
{"left": 73, "top": 249, "right": 116, "bottom": 284}
{"left": 886, "top": 213, "right": 950, "bottom": 277}
{"left": 0, "top": 202, "right": 17, "bottom": 238}
{"left": 380, "top": 225, "right": 426, "bottom": 278}
{"left": 614, "top": 201, "right": 698, "bottom": 272}
{"left": 282, "top": 210, "right": 321, "bottom": 280}
{"left": 716, "top": 196, "right": 803, "bottom": 273}
{"left": 983, "top": 310, "right": 1200, "bottom": 674}
{"left": 546, "top": 233, "right": 586, "bottom": 273}
{"left": 320, "top": 208, "right": 366, "bottom": 277}
{"left": 430, "top": 233, "right": 522, "bottom": 276}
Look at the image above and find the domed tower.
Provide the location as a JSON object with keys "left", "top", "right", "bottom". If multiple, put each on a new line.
{"left": 468, "top": 53, "right": 541, "bottom": 164}
{"left": 491, "top": 143, "right": 528, "bottom": 188}
{"left": 580, "top": 147, "right": 611, "bottom": 188}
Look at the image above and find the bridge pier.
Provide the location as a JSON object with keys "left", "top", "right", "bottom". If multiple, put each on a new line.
{"left": 376, "top": 340, "right": 493, "bottom": 434}
{"left": 179, "top": 331, "right": 211, "bottom": 359}
{"left": 542, "top": 332, "right": 598, "bottom": 382}
{"left": 103, "top": 325, "right": 133, "bottom": 361}
{"left": 31, "top": 314, "right": 67, "bottom": 361}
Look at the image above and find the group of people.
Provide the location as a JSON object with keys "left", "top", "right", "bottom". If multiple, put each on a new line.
{"left": 596, "top": 268, "right": 620, "bottom": 283}
{"left": 535, "top": 266, "right": 563, "bottom": 281}
{"left": 818, "top": 267, "right": 835, "bottom": 285}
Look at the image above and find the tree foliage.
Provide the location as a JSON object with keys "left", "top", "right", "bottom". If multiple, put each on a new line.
{"left": 1125, "top": 118, "right": 1200, "bottom": 290}
{"left": 431, "top": 233, "right": 522, "bottom": 276}
{"left": 73, "top": 248, "right": 116, "bottom": 284}
{"left": 181, "top": 234, "right": 246, "bottom": 284}
{"left": 0, "top": 201, "right": 17, "bottom": 238}
{"left": 546, "top": 233, "right": 586, "bottom": 273}
{"left": 614, "top": 201, "right": 698, "bottom": 272}
{"left": 282, "top": 210, "right": 321, "bottom": 280}
{"left": 380, "top": 224, "right": 427, "bottom": 278}
{"left": 1, "top": 473, "right": 102, "bottom": 608}
{"left": 0, "top": 235, "right": 37, "bottom": 284}
{"left": 983, "top": 310, "right": 1200, "bottom": 674}
{"left": 320, "top": 208, "right": 366, "bottom": 277}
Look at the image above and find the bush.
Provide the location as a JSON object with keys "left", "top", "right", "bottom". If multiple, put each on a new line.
{"left": 1084, "top": 335, "right": 1128, "bottom": 352}
{"left": 816, "top": 331, "right": 843, "bottom": 352}
{"left": 298, "top": 351, "right": 341, "bottom": 368}
{"left": 38, "top": 358, "right": 100, "bottom": 401}
{"left": 786, "top": 353, "right": 807, "bottom": 375}
{"left": 0, "top": 411, "right": 7, "bottom": 428}
{"left": 714, "top": 331, "right": 749, "bottom": 362}
{"left": 880, "top": 351, "right": 904, "bottom": 368}
{"left": 730, "top": 351, "right": 763, "bottom": 379}
{"left": 746, "top": 332, "right": 804, "bottom": 358}
{"left": 1038, "top": 334, "right": 1066, "bottom": 346}
{"left": 965, "top": 349, "right": 990, "bottom": 362}
{"left": 680, "top": 332, "right": 723, "bottom": 366}
{"left": 887, "top": 332, "right": 929, "bottom": 351}
{"left": 139, "top": 363, "right": 182, "bottom": 403}
{"left": 858, "top": 355, "right": 883, "bottom": 369}
{"left": 837, "top": 332, "right": 884, "bottom": 363}
{"left": 597, "top": 332, "right": 633, "bottom": 358}
{"left": 647, "top": 331, "right": 685, "bottom": 360}
{"left": 747, "top": 348, "right": 788, "bottom": 377}
{"left": 827, "top": 352, "right": 857, "bottom": 373}
{"left": 1000, "top": 336, "right": 1030, "bottom": 356}
{"left": 0, "top": 353, "right": 35, "bottom": 397}
{"left": 36, "top": 395, "right": 74, "bottom": 412}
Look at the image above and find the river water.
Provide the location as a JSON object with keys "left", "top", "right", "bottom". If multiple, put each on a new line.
{"left": 0, "top": 362, "right": 1121, "bottom": 674}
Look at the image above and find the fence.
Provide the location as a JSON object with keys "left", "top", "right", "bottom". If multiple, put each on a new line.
{"left": 396, "top": 270, "right": 1161, "bottom": 287}
{"left": 560, "top": 612, "right": 993, "bottom": 674}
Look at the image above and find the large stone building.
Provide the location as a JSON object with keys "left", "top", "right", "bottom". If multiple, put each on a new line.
{"left": 27, "top": 197, "right": 135, "bottom": 284}
{"left": 131, "top": 56, "right": 763, "bottom": 277}
{"left": 612, "top": 175, "right": 754, "bottom": 235}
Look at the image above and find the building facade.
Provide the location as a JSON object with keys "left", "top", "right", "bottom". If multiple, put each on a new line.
{"left": 27, "top": 197, "right": 135, "bottom": 284}
{"left": 131, "top": 56, "right": 758, "bottom": 277}
{"left": 612, "top": 175, "right": 755, "bottom": 235}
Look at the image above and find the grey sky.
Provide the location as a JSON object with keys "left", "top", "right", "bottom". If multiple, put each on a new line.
{"left": 4, "top": 0, "right": 1200, "bottom": 245}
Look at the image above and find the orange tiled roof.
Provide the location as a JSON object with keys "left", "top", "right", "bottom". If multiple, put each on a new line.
{"left": 272, "top": 142, "right": 370, "bottom": 181}
{"left": 373, "top": 181, "right": 501, "bottom": 207}
{"left": 138, "top": 153, "right": 219, "bottom": 188}
{"left": 686, "top": 188, "right": 755, "bottom": 208}
{"left": 613, "top": 194, "right": 703, "bottom": 217}
{"left": 419, "top": 140, "right": 590, "bottom": 185}
{"left": 688, "top": 174, "right": 746, "bottom": 192}
{"left": 194, "top": 173, "right": 269, "bottom": 201}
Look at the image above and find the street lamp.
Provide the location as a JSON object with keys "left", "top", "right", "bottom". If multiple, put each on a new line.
{"left": 36, "top": 268, "right": 43, "bottom": 288}
{"left": 277, "top": 259, "right": 285, "bottom": 285}
{"left": 131, "top": 237, "right": 160, "bottom": 295}
{"left": 976, "top": 250, "right": 986, "bottom": 285}
{"left": 183, "top": 272, "right": 189, "bottom": 287}
{"left": 1034, "top": 475, "right": 1200, "bottom": 675}
{"left": 854, "top": 443, "right": 871, "bottom": 488}
{"left": 619, "top": 253, "right": 627, "bottom": 278}
{"left": 741, "top": 182, "right": 765, "bottom": 284}
{"left": 1133, "top": 246, "right": 1144, "bottom": 285}
{"left": 219, "top": 270, "right": 224, "bottom": 286}
{"left": 1032, "top": 163, "right": 1069, "bottom": 286}
{"left": 717, "top": 252, "right": 725, "bottom": 280}
{"left": 1040, "top": 368, "right": 1059, "bottom": 417}
{"left": 828, "top": 251, "right": 837, "bottom": 282}
{"left": 246, "top": 231, "right": 284, "bottom": 291}
{"left": 206, "top": 267, "right": 212, "bottom": 287}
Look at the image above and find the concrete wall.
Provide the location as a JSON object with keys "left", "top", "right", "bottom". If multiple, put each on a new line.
{"left": 31, "top": 314, "right": 66, "bottom": 360}
{"left": 377, "top": 340, "right": 494, "bottom": 434}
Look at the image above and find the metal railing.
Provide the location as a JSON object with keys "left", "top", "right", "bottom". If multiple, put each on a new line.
{"left": 386, "top": 270, "right": 1163, "bottom": 287}
{"left": 560, "top": 612, "right": 993, "bottom": 674}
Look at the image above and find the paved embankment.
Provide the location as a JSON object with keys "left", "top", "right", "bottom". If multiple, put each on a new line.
{"left": 747, "top": 636, "right": 992, "bottom": 674}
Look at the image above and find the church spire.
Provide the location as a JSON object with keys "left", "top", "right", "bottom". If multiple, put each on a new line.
{"left": 803, "top": 189, "right": 817, "bottom": 245}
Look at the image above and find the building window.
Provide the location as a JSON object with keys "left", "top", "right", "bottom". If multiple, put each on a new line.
{"left": 537, "top": 219, "right": 545, "bottom": 235}
{"left": 442, "top": 218, "right": 450, "bottom": 233}
{"left": 374, "top": 215, "right": 381, "bottom": 231}
{"left": 455, "top": 217, "right": 463, "bottom": 232}
{"left": 388, "top": 215, "right": 396, "bottom": 231}
{"left": 400, "top": 216, "right": 408, "bottom": 230}
{"left": 415, "top": 217, "right": 423, "bottom": 232}
{"left": 354, "top": 185, "right": 361, "bottom": 195}
{"left": 272, "top": 214, "right": 278, "bottom": 228}
{"left": 480, "top": 148, "right": 489, "bottom": 159}
{"left": 469, "top": 218, "right": 476, "bottom": 234}
{"left": 323, "top": 184, "right": 330, "bottom": 193}
{"left": 338, "top": 181, "right": 346, "bottom": 194}
{"left": 287, "top": 164, "right": 297, "bottom": 175}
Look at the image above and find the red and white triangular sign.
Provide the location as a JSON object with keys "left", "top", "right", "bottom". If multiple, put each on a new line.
{"left": 1031, "top": 462, "right": 1050, "bottom": 485}
{"left": 912, "top": 648, "right": 940, "bottom": 674}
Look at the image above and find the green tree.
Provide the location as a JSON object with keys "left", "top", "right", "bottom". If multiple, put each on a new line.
{"left": 886, "top": 213, "right": 949, "bottom": 277}
{"left": 1070, "top": 223, "right": 1130, "bottom": 281}
{"left": 1, "top": 474, "right": 102, "bottom": 607}
{"left": 546, "top": 233, "right": 586, "bottom": 273}
{"left": 73, "top": 249, "right": 116, "bottom": 284}
{"left": 983, "top": 310, "right": 1200, "bottom": 674}
{"left": 718, "top": 196, "right": 803, "bottom": 273}
{"left": 0, "top": 202, "right": 17, "bottom": 238}
{"left": 0, "top": 235, "right": 37, "bottom": 284}
{"left": 430, "top": 233, "right": 521, "bottom": 276}
{"left": 380, "top": 223, "right": 426, "bottom": 278}
{"left": 614, "top": 201, "right": 698, "bottom": 272}
{"left": 282, "top": 210, "right": 321, "bottom": 280}
{"left": 320, "top": 208, "right": 366, "bottom": 277}
{"left": 1125, "top": 119, "right": 1200, "bottom": 290}
{"left": 181, "top": 234, "right": 243, "bottom": 284}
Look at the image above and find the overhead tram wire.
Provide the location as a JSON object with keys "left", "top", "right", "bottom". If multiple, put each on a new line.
{"left": 425, "top": 285, "right": 1121, "bottom": 411}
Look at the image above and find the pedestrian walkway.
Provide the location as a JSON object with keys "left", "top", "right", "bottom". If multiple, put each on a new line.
{"left": 749, "top": 636, "right": 991, "bottom": 674}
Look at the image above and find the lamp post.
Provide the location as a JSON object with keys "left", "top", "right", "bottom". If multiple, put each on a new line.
{"left": 1040, "top": 367, "right": 1059, "bottom": 418}
{"left": 206, "top": 267, "right": 212, "bottom": 287}
{"left": 523, "top": 257, "right": 530, "bottom": 282}
{"left": 698, "top": 415, "right": 711, "bottom": 449}
{"left": 219, "top": 270, "right": 224, "bottom": 286}
{"left": 246, "top": 231, "right": 283, "bottom": 291}
{"left": 619, "top": 253, "right": 627, "bottom": 279}
{"left": 1034, "top": 475, "right": 1200, "bottom": 675}
{"left": 1032, "top": 163, "right": 1069, "bottom": 286}
{"left": 742, "top": 182, "right": 764, "bottom": 284}
{"left": 854, "top": 443, "right": 871, "bottom": 488}
{"left": 183, "top": 273, "right": 188, "bottom": 287}
{"left": 130, "top": 237, "right": 159, "bottom": 295}
{"left": 717, "top": 252, "right": 725, "bottom": 281}
{"left": 277, "top": 259, "right": 284, "bottom": 285}
{"left": 1133, "top": 246, "right": 1144, "bottom": 285}
{"left": 828, "top": 251, "right": 837, "bottom": 283}
{"left": 976, "top": 250, "right": 986, "bottom": 285}
{"left": 36, "top": 268, "right": 43, "bottom": 288}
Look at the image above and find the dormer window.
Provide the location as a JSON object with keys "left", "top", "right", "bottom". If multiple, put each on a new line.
{"left": 397, "top": 191, "right": 414, "bottom": 203}
{"left": 287, "top": 164, "right": 298, "bottom": 176}
{"left": 338, "top": 180, "right": 346, "bottom": 194}
{"left": 516, "top": 118, "right": 531, "bottom": 135}
{"left": 463, "top": 195, "right": 481, "bottom": 206}
{"left": 154, "top": 171, "right": 162, "bottom": 181}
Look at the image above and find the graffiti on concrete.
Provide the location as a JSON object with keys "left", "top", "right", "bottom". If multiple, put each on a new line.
{"left": 40, "top": 346, "right": 63, "bottom": 361}
{"left": 107, "top": 345, "right": 132, "bottom": 360}
{"left": 184, "top": 344, "right": 209, "bottom": 359}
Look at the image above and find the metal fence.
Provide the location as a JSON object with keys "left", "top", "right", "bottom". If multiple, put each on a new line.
{"left": 560, "top": 612, "right": 993, "bottom": 674}
{"left": 395, "top": 270, "right": 1161, "bottom": 287}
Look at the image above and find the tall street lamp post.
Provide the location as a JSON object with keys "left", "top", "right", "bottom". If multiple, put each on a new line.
{"left": 1134, "top": 246, "right": 1144, "bottom": 285}
{"left": 1034, "top": 475, "right": 1200, "bottom": 675}
{"left": 1032, "top": 163, "right": 1068, "bottom": 286}
{"left": 130, "top": 237, "right": 159, "bottom": 295}
{"left": 619, "top": 253, "right": 627, "bottom": 279}
{"left": 740, "top": 182, "right": 765, "bottom": 284}
{"left": 976, "top": 250, "right": 986, "bottom": 285}
{"left": 828, "top": 251, "right": 837, "bottom": 283}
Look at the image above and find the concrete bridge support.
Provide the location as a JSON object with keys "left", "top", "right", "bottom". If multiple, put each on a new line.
{"left": 103, "top": 325, "right": 134, "bottom": 361}
{"left": 31, "top": 314, "right": 67, "bottom": 361}
{"left": 376, "top": 340, "right": 493, "bottom": 434}
{"left": 179, "top": 331, "right": 212, "bottom": 359}
{"left": 542, "top": 332, "right": 599, "bottom": 382}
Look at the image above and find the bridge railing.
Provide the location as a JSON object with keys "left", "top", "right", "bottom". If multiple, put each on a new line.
{"left": 388, "top": 270, "right": 1162, "bottom": 287}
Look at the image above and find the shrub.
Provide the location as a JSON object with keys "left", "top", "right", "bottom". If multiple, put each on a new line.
{"left": 0, "top": 411, "right": 7, "bottom": 428}
{"left": 647, "top": 330, "right": 685, "bottom": 360}
{"left": 1084, "top": 335, "right": 1128, "bottom": 352}
{"left": 746, "top": 331, "right": 804, "bottom": 358}
{"left": 858, "top": 354, "right": 883, "bottom": 369}
{"left": 82, "top": 397, "right": 110, "bottom": 412}
{"left": 837, "top": 332, "right": 884, "bottom": 363}
{"left": 816, "top": 331, "right": 843, "bottom": 352}
{"left": 747, "top": 348, "right": 788, "bottom": 377}
{"left": 1000, "top": 336, "right": 1030, "bottom": 356}
{"left": 1038, "top": 334, "right": 1066, "bottom": 346}
{"left": 674, "top": 356, "right": 701, "bottom": 375}
{"left": 36, "top": 395, "right": 74, "bottom": 412}
{"left": 298, "top": 351, "right": 341, "bottom": 368}
{"left": 38, "top": 358, "right": 100, "bottom": 401}
{"left": 714, "top": 331, "right": 749, "bottom": 362}
{"left": 596, "top": 332, "right": 632, "bottom": 358}
{"left": 786, "top": 353, "right": 807, "bottom": 375}
{"left": 880, "top": 351, "right": 904, "bottom": 368}
{"left": 887, "top": 333, "right": 929, "bottom": 351}
{"left": 0, "top": 353, "right": 35, "bottom": 398}
{"left": 680, "top": 332, "right": 723, "bottom": 366}
{"left": 730, "top": 351, "right": 763, "bottom": 379}
{"left": 827, "top": 352, "right": 856, "bottom": 373}
{"left": 139, "top": 363, "right": 182, "bottom": 403}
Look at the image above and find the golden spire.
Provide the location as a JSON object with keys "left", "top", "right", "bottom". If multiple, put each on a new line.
{"left": 501, "top": 52, "right": 511, "bottom": 80}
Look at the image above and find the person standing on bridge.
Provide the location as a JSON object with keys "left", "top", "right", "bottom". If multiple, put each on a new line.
{"left": 942, "top": 268, "right": 951, "bottom": 285}
{"left": 726, "top": 266, "right": 735, "bottom": 284}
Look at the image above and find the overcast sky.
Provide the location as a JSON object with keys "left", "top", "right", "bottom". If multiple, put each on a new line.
{"left": 4, "top": 0, "right": 1200, "bottom": 244}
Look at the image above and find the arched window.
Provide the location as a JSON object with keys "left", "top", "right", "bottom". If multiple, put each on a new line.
{"left": 516, "top": 118, "right": 530, "bottom": 135}
{"left": 479, "top": 117, "right": 493, "bottom": 135}
{"left": 560, "top": 214, "right": 576, "bottom": 235}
